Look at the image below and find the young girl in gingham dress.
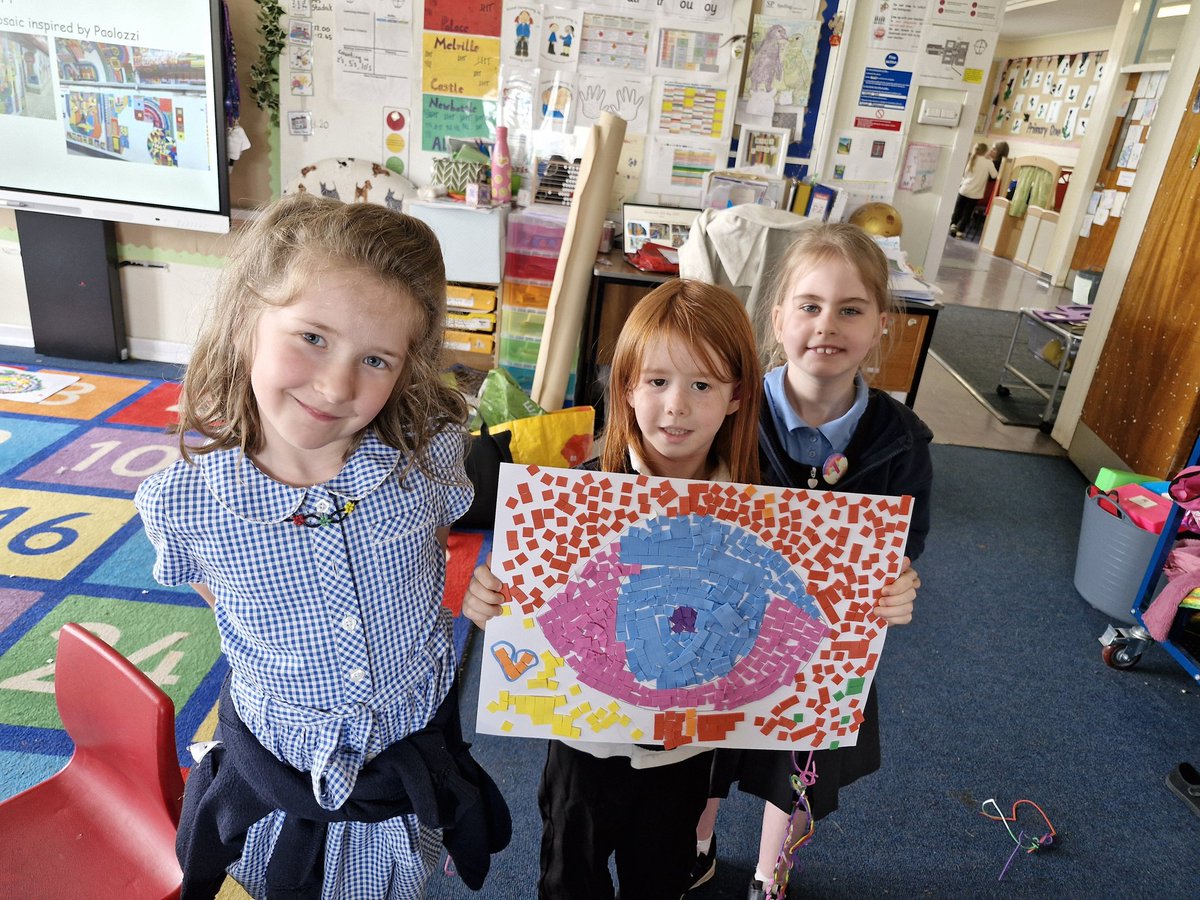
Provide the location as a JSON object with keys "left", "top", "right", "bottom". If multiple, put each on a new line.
{"left": 136, "top": 193, "right": 508, "bottom": 899}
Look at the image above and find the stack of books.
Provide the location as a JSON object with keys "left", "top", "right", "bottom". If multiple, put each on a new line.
{"left": 1031, "top": 305, "right": 1091, "bottom": 333}
{"left": 874, "top": 236, "right": 938, "bottom": 305}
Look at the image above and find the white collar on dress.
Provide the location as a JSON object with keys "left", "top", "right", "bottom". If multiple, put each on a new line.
{"left": 195, "top": 430, "right": 402, "bottom": 524}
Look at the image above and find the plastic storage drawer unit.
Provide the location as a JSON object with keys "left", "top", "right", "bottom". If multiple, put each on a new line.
{"left": 499, "top": 332, "right": 542, "bottom": 369}
{"left": 446, "top": 285, "right": 497, "bottom": 312}
{"left": 502, "top": 281, "right": 552, "bottom": 311}
{"left": 507, "top": 210, "right": 567, "bottom": 255}
{"left": 504, "top": 251, "right": 559, "bottom": 284}
{"left": 501, "top": 306, "right": 548, "bottom": 341}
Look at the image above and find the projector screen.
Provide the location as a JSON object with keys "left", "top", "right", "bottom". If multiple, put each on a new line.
{"left": 0, "top": 0, "right": 230, "bottom": 233}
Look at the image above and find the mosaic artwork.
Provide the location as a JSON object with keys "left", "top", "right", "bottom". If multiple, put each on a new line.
{"left": 477, "top": 464, "right": 913, "bottom": 751}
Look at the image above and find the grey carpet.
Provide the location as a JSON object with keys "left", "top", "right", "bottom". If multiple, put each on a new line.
{"left": 427, "top": 444, "right": 1200, "bottom": 898}
{"left": 928, "top": 305, "right": 1074, "bottom": 430}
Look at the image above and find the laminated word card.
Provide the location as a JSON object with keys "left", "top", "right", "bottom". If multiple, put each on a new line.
{"left": 476, "top": 464, "right": 912, "bottom": 751}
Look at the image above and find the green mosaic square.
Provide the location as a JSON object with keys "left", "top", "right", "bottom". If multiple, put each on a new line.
{"left": 844, "top": 676, "right": 866, "bottom": 695}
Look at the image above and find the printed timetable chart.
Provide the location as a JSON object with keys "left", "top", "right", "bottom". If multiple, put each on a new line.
{"left": 667, "top": 143, "right": 721, "bottom": 190}
{"left": 657, "top": 27, "right": 721, "bottom": 74}
{"left": 579, "top": 13, "right": 652, "bottom": 71}
{"left": 658, "top": 82, "right": 728, "bottom": 138}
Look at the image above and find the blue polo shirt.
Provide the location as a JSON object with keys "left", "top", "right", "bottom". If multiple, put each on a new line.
{"left": 763, "top": 366, "right": 869, "bottom": 468}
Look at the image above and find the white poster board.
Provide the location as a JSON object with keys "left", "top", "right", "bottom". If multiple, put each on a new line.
{"left": 476, "top": 464, "right": 912, "bottom": 751}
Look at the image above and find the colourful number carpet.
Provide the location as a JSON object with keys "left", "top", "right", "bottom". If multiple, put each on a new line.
{"left": 0, "top": 362, "right": 489, "bottom": 802}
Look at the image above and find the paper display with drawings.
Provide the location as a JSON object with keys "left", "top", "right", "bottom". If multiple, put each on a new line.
{"left": 741, "top": 17, "right": 821, "bottom": 112}
{"left": 333, "top": 0, "right": 415, "bottom": 103}
{"left": 475, "top": 464, "right": 912, "bottom": 751}
{"left": 280, "top": 0, "right": 752, "bottom": 201}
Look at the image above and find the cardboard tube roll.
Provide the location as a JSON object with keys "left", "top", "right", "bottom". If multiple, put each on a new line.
{"left": 531, "top": 111, "right": 627, "bottom": 410}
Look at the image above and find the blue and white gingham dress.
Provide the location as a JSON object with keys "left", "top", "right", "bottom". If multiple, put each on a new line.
{"left": 136, "top": 428, "right": 472, "bottom": 899}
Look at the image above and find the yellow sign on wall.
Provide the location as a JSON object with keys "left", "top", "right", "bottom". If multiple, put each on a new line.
{"left": 422, "top": 32, "right": 500, "bottom": 99}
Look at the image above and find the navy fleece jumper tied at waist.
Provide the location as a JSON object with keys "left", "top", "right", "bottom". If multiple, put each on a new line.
{"left": 177, "top": 675, "right": 511, "bottom": 899}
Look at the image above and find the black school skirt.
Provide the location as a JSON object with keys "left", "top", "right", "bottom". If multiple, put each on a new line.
{"left": 709, "top": 683, "right": 880, "bottom": 820}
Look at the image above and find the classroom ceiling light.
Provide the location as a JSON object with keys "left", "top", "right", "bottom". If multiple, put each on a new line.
{"left": 1004, "top": 0, "right": 1059, "bottom": 11}
{"left": 1156, "top": 2, "right": 1190, "bottom": 16}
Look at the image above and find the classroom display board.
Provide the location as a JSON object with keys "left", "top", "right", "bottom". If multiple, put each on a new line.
{"left": 985, "top": 51, "right": 1109, "bottom": 147}
{"left": 734, "top": 0, "right": 846, "bottom": 182}
{"left": 277, "top": 0, "right": 756, "bottom": 206}
{"left": 1070, "top": 69, "right": 1167, "bottom": 272}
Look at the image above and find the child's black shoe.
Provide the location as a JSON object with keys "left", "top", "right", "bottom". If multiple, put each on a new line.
{"left": 687, "top": 833, "right": 716, "bottom": 890}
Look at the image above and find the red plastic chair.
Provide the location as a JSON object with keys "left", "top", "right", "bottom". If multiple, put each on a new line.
{"left": 0, "top": 622, "right": 184, "bottom": 899}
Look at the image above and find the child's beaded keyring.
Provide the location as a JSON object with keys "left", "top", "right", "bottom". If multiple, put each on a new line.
{"left": 769, "top": 750, "right": 818, "bottom": 899}
{"left": 979, "top": 798, "right": 1056, "bottom": 881}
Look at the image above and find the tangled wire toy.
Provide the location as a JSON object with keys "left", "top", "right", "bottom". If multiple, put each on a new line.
{"left": 768, "top": 751, "right": 818, "bottom": 899}
{"left": 980, "top": 798, "right": 1056, "bottom": 881}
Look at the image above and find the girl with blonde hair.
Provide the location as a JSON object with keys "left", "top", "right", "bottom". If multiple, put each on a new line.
{"left": 137, "top": 192, "right": 509, "bottom": 898}
{"left": 692, "top": 223, "right": 928, "bottom": 900}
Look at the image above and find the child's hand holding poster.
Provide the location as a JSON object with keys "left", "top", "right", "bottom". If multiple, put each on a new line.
{"left": 476, "top": 463, "right": 912, "bottom": 751}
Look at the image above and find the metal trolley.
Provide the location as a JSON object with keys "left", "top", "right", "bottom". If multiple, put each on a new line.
{"left": 996, "top": 308, "right": 1084, "bottom": 433}
{"left": 1098, "top": 431, "right": 1200, "bottom": 681}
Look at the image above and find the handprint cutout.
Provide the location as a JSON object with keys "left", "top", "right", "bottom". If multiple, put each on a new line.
{"left": 604, "top": 86, "right": 645, "bottom": 122}
{"left": 581, "top": 83, "right": 607, "bottom": 119}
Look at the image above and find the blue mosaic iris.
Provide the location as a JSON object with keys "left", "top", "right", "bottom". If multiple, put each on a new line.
{"left": 613, "top": 514, "right": 818, "bottom": 690}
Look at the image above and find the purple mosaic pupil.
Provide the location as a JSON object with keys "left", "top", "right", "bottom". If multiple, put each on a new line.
{"left": 669, "top": 606, "right": 697, "bottom": 633}
{"left": 617, "top": 563, "right": 763, "bottom": 688}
